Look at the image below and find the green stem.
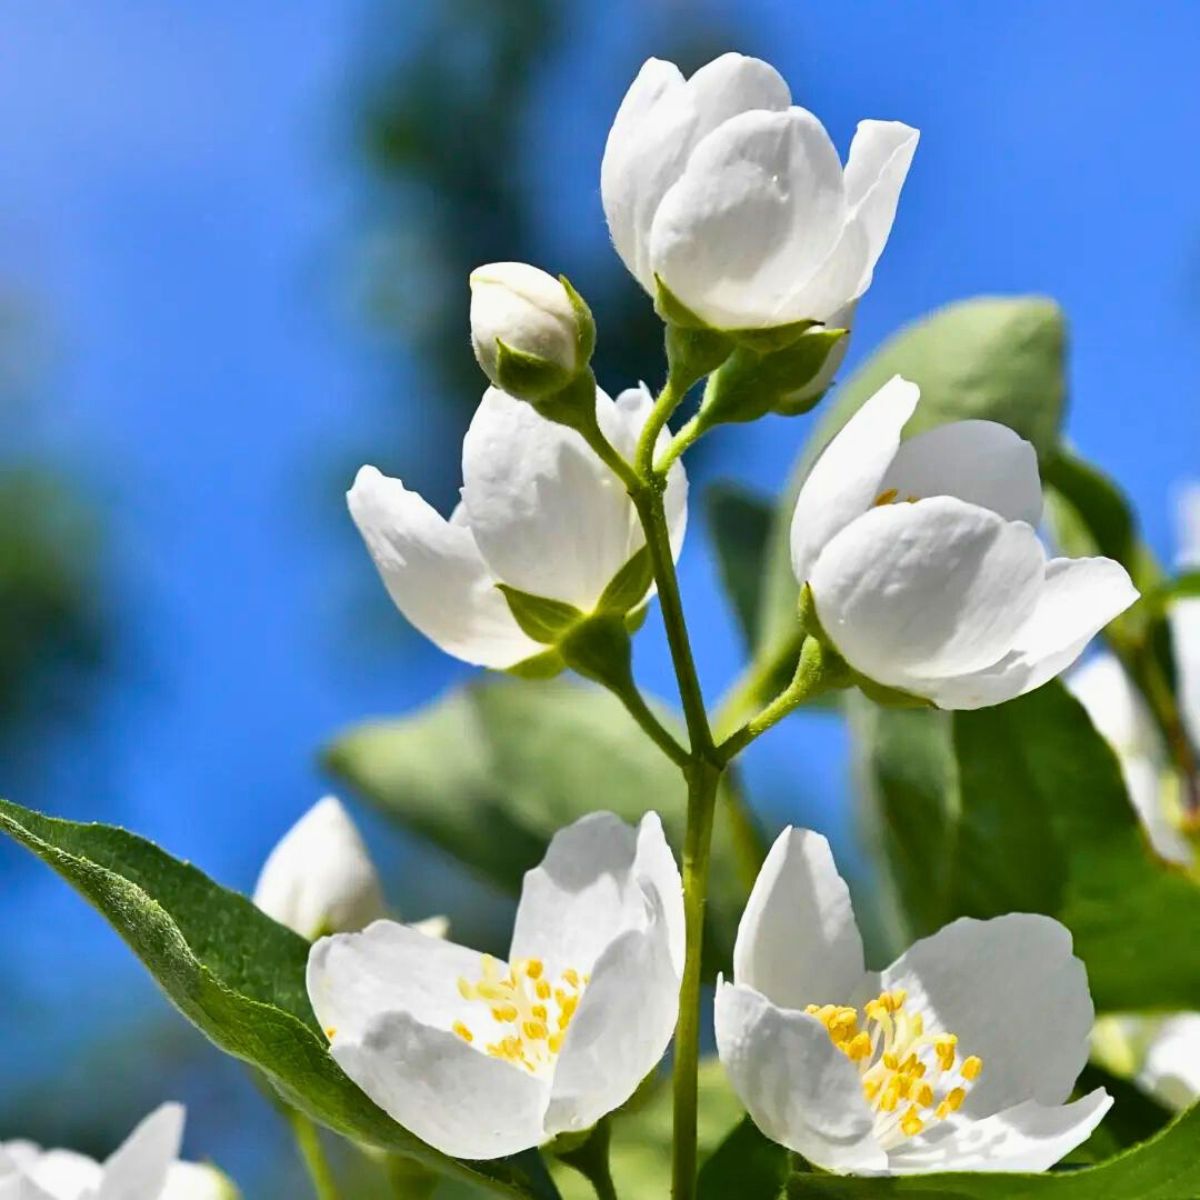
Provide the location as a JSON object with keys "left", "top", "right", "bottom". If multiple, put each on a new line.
{"left": 634, "top": 377, "right": 685, "bottom": 478}
{"left": 718, "top": 637, "right": 842, "bottom": 763}
{"left": 712, "top": 630, "right": 806, "bottom": 742}
{"left": 286, "top": 1108, "right": 340, "bottom": 1200}
{"left": 672, "top": 759, "right": 721, "bottom": 1200}
{"left": 557, "top": 1119, "right": 620, "bottom": 1200}
{"left": 608, "top": 677, "right": 691, "bottom": 768}
{"left": 654, "top": 413, "right": 703, "bottom": 478}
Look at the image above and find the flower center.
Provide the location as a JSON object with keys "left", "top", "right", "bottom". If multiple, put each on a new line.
{"left": 452, "top": 955, "right": 588, "bottom": 1074}
{"left": 806, "top": 988, "right": 983, "bottom": 1149}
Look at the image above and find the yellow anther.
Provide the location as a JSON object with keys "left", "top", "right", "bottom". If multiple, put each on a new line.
{"left": 945, "top": 1087, "right": 965, "bottom": 1112}
{"left": 909, "top": 1012, "right": 925, "bottom": 1038}
{"left": 864, "top": 1078, "right": 881, "bottom": 1102}
{"left": 879, "top": 1077, "right": 902, "bottom": 1113}
{"left": 490, "top": 1004, "right": 519, "bottom": 1023}
{"left": 916, "top": 1082, "right": 934, "bottom": 1108}
{"left": 961, "top": 1055, "right": 983, "bottom": 1081}
{"left": 890, "top": 989, "right": 907, "bottom": 1009}
{"left": 549, "top": 1031, "right": 565, "bottom": 1054}
{"left": 531, "top": 1004, "right": 548, "bottom": 1022}
{"left": 562, "top": 969, "right": 580, "bottom": 988}
{"left": 524, "top": 959, "right": 544, "bottom": 980}
{"left": 535, "top": 979, "right": 552, "bottom": 1000}
{"left": 934, "top": 1034, "right": 958, "bottom": 1071}
{"left": 324, "top": 1026, "right": 337, "bottom": 1041}
{"left": 874, "top": 488, "right": 899, "bottom": 506}
{"left": 882, "top": 1051, "right": 899, "bottom": 1071}
{"left": 457, "top": 978, "right": 474, "bottom": 1000}
{"left": 900, "top": 1107, "right": 925, "bottom": 1138}
{"left": 523, "top": 1020, "right": 548, "bottom": 1041}
{"left": 846, "top": 1032, "right": 873, "bottom": 1061}
{"left": 452, "top": 1021, "right": 474, "bottom": 1044}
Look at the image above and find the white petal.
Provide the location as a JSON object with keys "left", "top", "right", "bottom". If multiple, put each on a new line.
{"left": 790, "top": 375, "right": 920, "bottom": 584}
{"left": 97, "top": 1104, "right": 184, "bottom": 1200}
{"left": 882, "top": 914, "right": 1094, "bottom": 1117}
{"left": 462, "top": 387, "right": 647, "bottom": 610}
{"left": 509, "top": 812, "right": 683, "bottom": 979}
{"left": 878, "top": 421, "right": 1043, "bottom": 526}
{"left": 920, "top": 556, "right": 1139, "bottom": 710}
{"left": 163, "top": 1162, "right": 239, "bottom": 1200}
{"left": 842, "top": 120, "right": 919, "bottom": 290}
{"left": 1170, "top": 598, "right": 1200, "bottom": 747}
{"left": 601, "top": 55, "right": 790, "bottom": 291}
{"left": 0, "top": 1177, "right": 56, "bottom": 1200}
{"left": 1067, "top": 654, "right": 1157, "bottom": 757}
{"left": 307, "top": 920, "right": 485, "bottom": 1040}
{"left": 331, "top": 1012, "right": 549, "bottom": 1159}
{"left": 649, "top": 106, "right": 847, "bottom": 329}
{"left": 714, "top": 983, "right": 886, "bottom": 1172}
{"left": 733, "top": 828, "right": 865, "bottom": 1010}
{"left": 347, "top": 465, "right": 539, "bottom": 668}
{"left": 811, "top": 497, "right": 1046, "bottom": 687}
{"left": 1176, "top": 482, "right": 1200, "bottom": 566}
{"left": 13, "top": 1151, "right": 101, "bottom": 1200}
{"left": 254, "top": 797, "right": 386, "bottom": 940}
{"left": 777, "top": 218, "right": 871, "bottom": 326}
{"left": 1138, "top": 1014, "right": 1200, "bottom": 1110}
{"left": 545, "top": 916, "right": 679, "bottom": 1136}
{"left": 887, "top": 1091, "right": 1111, "bottom": 1174}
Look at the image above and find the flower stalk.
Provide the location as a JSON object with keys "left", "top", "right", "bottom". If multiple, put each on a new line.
{"left": 286, "top": 1108, "right": 340, "bottom": 1200}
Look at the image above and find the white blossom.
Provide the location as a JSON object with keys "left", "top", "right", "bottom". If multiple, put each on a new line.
{"left": 0, "top": 1106, "right": 237, "bottom": 1200}
{"left": 601, "top": 53, "right": 917, "bottom": 331}
{"left": 307, "top": 812, "right": 684, "bottom": 1159}
{"left": 790, "top": 376, "right": 1138, "bottom": 709}
{"left": 469, "top": 262, "right": 588, "bottom": 394}
{"left": 1137, "top": 1015, "right": 1200, "bottom": 1111}
{"left": 253, "top": 797, "right": 388, "bottom": 940}
{"left": 349, "top": 384, "right": 687, "bottom": 669}
{"left": 716, "top": 829, "right": 1111, "bottom": 1175}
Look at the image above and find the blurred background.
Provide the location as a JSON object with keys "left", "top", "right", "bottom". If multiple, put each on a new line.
{"left": 0, "top": 0, "right": 1197, "bottom": 1193}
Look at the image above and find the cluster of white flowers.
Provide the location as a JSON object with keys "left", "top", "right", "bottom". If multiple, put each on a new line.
{"left": 0, "top": 1106, "right": 235, "bottom": 1200}
{"left": 9, "top": 49, "right": 1182, "bottom": 1197}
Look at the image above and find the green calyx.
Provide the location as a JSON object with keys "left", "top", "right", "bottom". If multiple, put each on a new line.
{"left": 499, "top": 548, "right": 655, "bottom": 688}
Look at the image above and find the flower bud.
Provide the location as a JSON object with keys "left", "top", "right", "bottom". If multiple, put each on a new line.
{"left": 470, "top": 262, "right": 594, "bottom": 401}
{"left": 254, "top": 796, "right": 386, "bottom": 940}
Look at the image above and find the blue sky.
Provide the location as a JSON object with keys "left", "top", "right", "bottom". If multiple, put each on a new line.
{"left": 0, "top": 0, "right": 1197, "bottom": 1183}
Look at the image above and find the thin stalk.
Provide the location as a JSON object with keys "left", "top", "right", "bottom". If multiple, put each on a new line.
{"left": 634, "top": 377, "right": 684, "bottom": 478}
{"left": 712, "top": 630, "right": 806, "bottom": 742}
{"left": 608, "top": 678, "right": 691, "bottom": 768}
{"left": 654, "top": 412, "right": 704, "bottom": 478}
{"left": 557, "top": 1118, "right": 620, "bottom": 1200}
{"left": 671, "top": 759, "right": 721, "bottom": 1200}
{"left": 286, "top": 1108, "right": 340, "bottom": 1200}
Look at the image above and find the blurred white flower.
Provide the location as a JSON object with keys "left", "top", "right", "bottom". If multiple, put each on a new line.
{"left": 349, "top": 384, "right": 687, "bottom": 669}
{"left": 601, "top": 53, "right": 917, "bottom": 330}
{"left": 716, "top": 829, "right": 1110, "bottom": 1175}
{"left": 0, "top": 1105, "right": 237, "bottom": 1200}
{"left": 307, "top": 812, "right": 683, "bottom": 1159}
{"left": 1137, "top": 1014, "right": 1200, "bottom": 1111}
{"left": 469, "top": 262, "right": 590, "bottom": 397}
{"left": 1066, "top": 656, "right": 1193, "bottom": 864}
{"left": 791, "top": 376, "right": 1138, "bottom": 709}
{"left": 1171, "top": 483, "right": 1200, "bottom": 749}
{"left": 254, "top": 797, "right": 388, "bottom": 940}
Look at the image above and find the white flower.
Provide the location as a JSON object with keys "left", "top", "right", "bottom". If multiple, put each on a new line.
{"left": 601, "top": 53, "right": 917, "bottom": 330}
{"left": 715, "top": 828, "right": 1111, "bottom": 1175}
{"left": 0, "top": 1105, "right": 238, "bottom": 1200}
{"left": 253, "top": 797, "right": 388, "bottom": 940}
{"left": 349, "top": 383, "right": 687, "bottom": 669}
{"left": 1137, "top": 1014, "right": 1200, "bottom": 1111}
{"left": 1066, "top": 656, "right": 1193, "bottom": 865}
{"left": 790, "top": 376, "right": 1138, "bottom": 709}
{"left": 1172, "top": 483, "right": 1200, "bottom": 748}
{"left": 469, "top": 263, "right": 589, "bottom": 395}
{"left": 307, "top": 812, "right": 684, "bottom": 1159}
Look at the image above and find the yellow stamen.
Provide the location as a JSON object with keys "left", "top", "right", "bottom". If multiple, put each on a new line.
{"left": 874, "top": 488, "right": 900, "bottom": 506}
{"left": 452, "top": 1021, "right": 474, "bottom": 1044}
{"left": 962, "top": 1055, "right": 983, "bottom": 1081}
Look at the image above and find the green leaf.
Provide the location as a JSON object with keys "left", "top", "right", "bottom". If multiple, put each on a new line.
{"left": 781, "top": 1104, "right": 1200, "bottom": 1198}
{"left": 859, "top": 683, "right": 1200, "bottom": 1011}
{"left": 552, "top": 1062, "right": 744, "bottom": 1200}
{"left": 698, "top": 1117, "right": 789, "bottom": 1200}
{"left": 0, "top": 799, "right": 556, "bottom": 1199}
{"left": 761, "top": 295, "right": 1069, "bottom": 652}
{"left": 324, "top": 678, "right": 756, "bottom": 971}
{"left": 1042, "top": 450, "right": 1139, "bottom": 575}
{"left": 1064, "top": 1065, "right": 1174, "bottom": 1166}
{"left": 706, "top": 484, "right": 774, "bottom": 649}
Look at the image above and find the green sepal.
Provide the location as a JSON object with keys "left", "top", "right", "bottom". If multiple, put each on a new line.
{"left": 497, "top": 584, "right": 584, "bottom": 645}
{"left": 656, "top": 276, "right": 735, "bottom": 397}
{"left": 852, "top": 673, "right": 936, "bottom": 710}
{"left": 730, "top": 318, "right": 820, "bottom": 355}
{"left": 493, "top": 337, "right": 575, "bottom": 401}
{"left": 558, "top": 613, "right": 634, "bottom": 692}
{"left": 558, "top": 274, "right": 596, "bottom": 366}
{"left": 526, "top": 369, "right": 602, "bottom": 437}
{"left": 597, "top": 546, "right": 654, "bottom": 615}
{"left": 505, "top": 647, "right": 566, "bottom": 680}
{"left": 699, "top": 327, "right": 848, "bottom": 428}
{"left": 653, "top": 275, "right": 709, "bottom": 329}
